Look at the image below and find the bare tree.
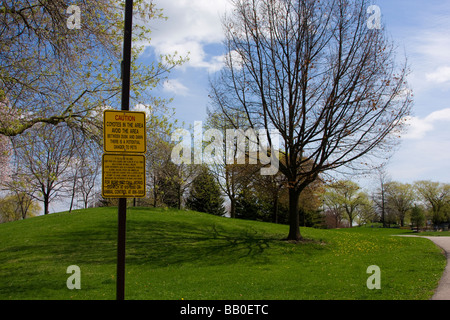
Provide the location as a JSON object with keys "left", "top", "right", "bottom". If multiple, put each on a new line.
{"left": 205, "top": 109, "right": 257, "bottom": 218}
{"left": 77, "top": 154, "right": 101, "bottom": 209}
{"left": 68, "top": 139, "right": 102, "bottom": 212}
{"left": 210, "top": 0, "right": 412, "bottom": 240}
{"left": 11, "top": 124, "right": 77, "bottom": 214}
{"left": 371, "top": 167, "right": 391, "bottom": 227}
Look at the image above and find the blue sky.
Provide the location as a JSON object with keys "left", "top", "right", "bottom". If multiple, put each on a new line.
{"left": 139, "top": 0, "right": 450, "bottom": 188}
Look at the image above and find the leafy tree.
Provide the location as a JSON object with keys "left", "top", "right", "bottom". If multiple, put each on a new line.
{"left": 186, "top": 166, "right": 226, "bottom": 216}
{"left": 323, "top": 191, "right": 346, "bottom": 228}
{"left": 414, "top": 180, "right": 450, "bottom": 227}
{"left": 0, "top": 193, "right": 40, "bottom": 223}
{"left": 210, "top": 0, "right": 412, "bottom": 240}
{"left": 145, "top": 111, "right": 197, "bottom": 209}
{"left": 157, "top": 160, "right": 187, "bottom": 209}
{"left": 385, "top": 182, "right": 415, "bottom": 227}
{"left": 0, "top": 0, "right": 184, "bottom": 138}
{"left": 354, "top": 200, "right": 377, "bottom": 226}
{"left": 146, "top": 113, "right": 175, "bottom": 207}
{"left": 324, "top": 180, "right": 370, "bottom": 227}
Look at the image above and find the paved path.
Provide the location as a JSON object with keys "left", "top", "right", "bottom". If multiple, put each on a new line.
{"left": 422, "top": 236, "right": 450, "bottom": 300}
{"left": 398, "top": 235, "right": 450, "bottom": 300}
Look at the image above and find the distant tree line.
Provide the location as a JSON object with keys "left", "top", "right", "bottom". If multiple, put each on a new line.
{"left": 324, "top": 176, "right": 450, "bottom": 230}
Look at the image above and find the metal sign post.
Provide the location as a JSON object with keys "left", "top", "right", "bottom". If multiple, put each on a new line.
{"left": 117, "top": 0, "right": 133, "bottom": 301}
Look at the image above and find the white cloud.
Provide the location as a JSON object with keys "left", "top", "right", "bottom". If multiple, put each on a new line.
{"left": 386, "top": 4, "right": 450, "bottom": 183}
{"left": 402, "top": 116, "right": 434, "bottom": 139}
{"left": 426, "top": 66, "right": 450, "bottom": 84}
{"left": 402, "top": 108, "right": 450, "bottom": 139}
{"left": 163, "top": 79, "right": 189, "bottom": 96}
{"left": 145, "top": 0, "right": 231, "bottom": 71}
{"left": 388, "top": 137, "right": 450, "bottom": 183}
{"left": 405, "top": 29, "right": 450, "bottom": 93}
{"left": 424, "top": 108, "right": 450, "bottom": 122}
{"left": 132, "top": 103, "right": 152, "bottom": 115}
{"left": 156, "top": 41, "right": 225, "bottom": 73}
{"left": 154, "top": 0, "right": 229, "bottom": 43}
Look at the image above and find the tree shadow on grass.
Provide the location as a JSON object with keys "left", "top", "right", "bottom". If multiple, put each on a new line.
{"left": 0, "top": 211, "right": 331, "bottom": 299}
{"left": 0, "top": 210, "right": 329, "bottom": 285}
{"left": 1, "top": 217, "right": 277, "bottom": 269}
{"left": 124, "top": 219, "right": 275, "bottom": 268}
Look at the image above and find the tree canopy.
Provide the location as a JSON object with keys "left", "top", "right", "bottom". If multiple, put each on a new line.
{"left": 0, "top": 0, "right": 183, "bottom": 138}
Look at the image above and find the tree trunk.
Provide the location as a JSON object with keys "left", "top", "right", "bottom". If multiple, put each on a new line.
{"left": 44, "top": 195, "right": 50, "bottom": 215}
{"left": 273, "top": 191, "right": 279, "bottom": 224}
{"left": 230, "top": 197, "right": 236, "bottom": 219}
{"left": 153, "top": 181, "right": 157, "bottom": 207}
{"left": 228, "top": 167, "right": 236, "bottom": 219}
{"left": 381, "top": 188, "right": 386, "bottom": 228}
{"left": 177, "top": 185, "right": 181, "bottom": 210}
{"left": 348, "top": 211, "right": 353, "bottom": 227}
{"left": 69, "top": 176, "right": 77, "bottom": 213}
{"left": 287, "top": 187, "right": 302, "bottom": 241}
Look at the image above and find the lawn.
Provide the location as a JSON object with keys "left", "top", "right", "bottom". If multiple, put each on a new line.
{"left": 0, "top": 207, "right": 446, "bottom": 300}
{"left": 416, "top": 231, "right": 450, "bottom": 237}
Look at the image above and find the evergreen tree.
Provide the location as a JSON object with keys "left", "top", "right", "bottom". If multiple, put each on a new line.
{"left": 410, "top": 205, "right": 425, "bottom": 232}
{"left": 186, "top": 167, "right": 226, "bottom": 216}
{"left": 235, "top": 187, "right": 260, "bottom": 221}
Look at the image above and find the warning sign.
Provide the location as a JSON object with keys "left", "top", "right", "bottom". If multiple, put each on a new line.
{"left": 102, "top": 154, "right": 146, "bottom": 198}
{"left": 103, "top": 110, "right": 146, "bottom": 153}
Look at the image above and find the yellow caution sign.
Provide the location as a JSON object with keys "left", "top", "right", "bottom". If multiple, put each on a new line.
{"left": 103, "top": 110, "right": 146, "bottom": 153}
{"left": 102, "top": 154, "right": 146, "bottom": 198}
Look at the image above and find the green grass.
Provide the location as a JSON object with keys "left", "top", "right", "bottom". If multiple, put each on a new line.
{"left": 416, "top": 231, "right": 450, "bottom": 237}
{"left": 0, "top": 207, "right": 446, "bottom": 300}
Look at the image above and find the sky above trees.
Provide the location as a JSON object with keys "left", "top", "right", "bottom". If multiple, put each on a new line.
{"left": 140, "top": 0, "right": 450, "bottom": 186}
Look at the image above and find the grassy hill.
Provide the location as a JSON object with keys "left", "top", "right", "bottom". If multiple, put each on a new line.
{"left": 0, "top": 207, "right": 446, "bottom": 300}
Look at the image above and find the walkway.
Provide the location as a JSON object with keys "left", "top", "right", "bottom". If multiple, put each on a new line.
{"left": 422, "top": 236, "right": 450, "bottom": 300}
